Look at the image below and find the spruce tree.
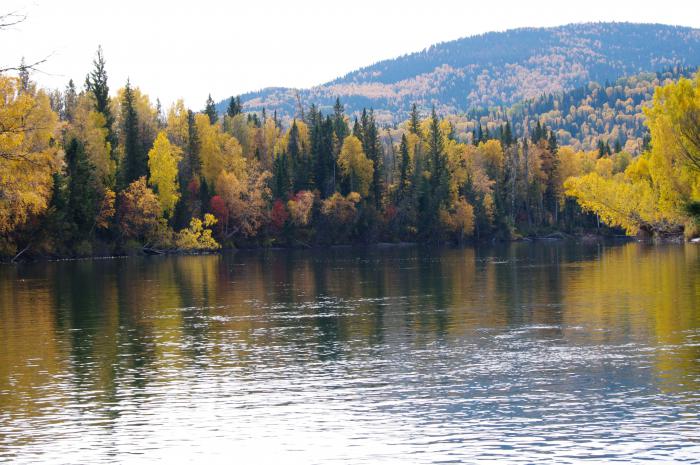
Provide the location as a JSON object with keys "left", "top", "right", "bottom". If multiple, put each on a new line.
{"left": 409, "top": 103, "right": 421, "bottom": 136}
{"left": 204, "top": 94, "right": 218, "bottom": 124}
{"left": 273, "top": 152, "right": 291, "bottom": 199}
{"left": 548, "top": 130, "right": 558, "bottom": 153}
{"left": 398, "top": 133, "right": 410, "bottom": 201}
{"left": 352, "top": 117, "right": 362, "bottom": 139}
{"left": 428, "top": 108, "right": 449, "bottom": 210}
{"left": 614, "top": 139, "right": 622, "bottom": 153}
{"left": 120, "top": 80, "right": 146, "bottom": 187}
{"left": 63, "top": 79, "right": 77, "bottom": 123}
{"left": 86, "top": 46, "right": 116, "bottom": 159}
{"left": 65, "top": 138, "right": 98, "bottom": 240}
{"left": 186, "top": 110, "right": 201, "bottom": 179}
{"left": 333, "top": 98, "right": 348, "bottom": 141}
{"left": 360, "top": 109, "right": 383, "bottom": 209}
{"left": 503, "top": 120, "right": 513, "bottom": 147}
{"left": 226, "top": 96, "right": 238, "bottom": 117}
{"left": 312, "top": 113, "right": 336, "bottom": 198}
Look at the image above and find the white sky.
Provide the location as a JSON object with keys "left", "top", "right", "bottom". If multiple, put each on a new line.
{"left": 2, "top": 0, "right": 699, "bottom": 109}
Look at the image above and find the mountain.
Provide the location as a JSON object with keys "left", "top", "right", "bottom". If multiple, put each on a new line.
{"left": 219, "top": 22, "right": 700, "bottom": 123}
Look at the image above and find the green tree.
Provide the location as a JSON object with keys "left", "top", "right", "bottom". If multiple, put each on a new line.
{"left": 119, "top": 80, "right": 147, "bottom": 187}
{"left": 398, "top": 133, "right": 411, "bottom": 201}
{"left": 226, "top": 96, "right": 242, "bottom": 118}
{"left": 85, "top": 46, "right": 116, "bottom": 158}
{"left": 204, "top": 93, "right": 218, "bottom": 124}
{"left": 409, "top": 103, "right": 421, "bottom": 136}
{"left": 65, "top": 138, "right": 98, "bottom": 240}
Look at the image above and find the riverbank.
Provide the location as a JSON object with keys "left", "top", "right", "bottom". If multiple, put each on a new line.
{"left": 0, "top": 231, "right": 648, "bottom": 264}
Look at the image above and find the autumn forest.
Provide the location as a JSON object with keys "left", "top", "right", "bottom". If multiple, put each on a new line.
{"left": 1, "top": 45, "right": 700, "bottom": 261}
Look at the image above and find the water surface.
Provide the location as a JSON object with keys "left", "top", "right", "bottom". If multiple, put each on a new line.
{"left": 1, "top": 242, "right": 699, "bottom": 464}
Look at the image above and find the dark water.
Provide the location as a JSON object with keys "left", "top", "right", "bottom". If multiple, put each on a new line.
{"left": 1, "top": 242, "right": 699, "bottom": 464}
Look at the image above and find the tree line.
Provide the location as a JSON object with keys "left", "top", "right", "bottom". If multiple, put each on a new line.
{"left": 1, "top": 49, "right": 698, "bottom": 260}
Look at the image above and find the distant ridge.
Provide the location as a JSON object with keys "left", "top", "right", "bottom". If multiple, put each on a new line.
{"left": 218, "top": 22, "right": 700, "bottom": 122}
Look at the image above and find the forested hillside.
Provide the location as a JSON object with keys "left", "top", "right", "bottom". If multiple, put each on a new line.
{"left": 2, "top": 26, "right": 700, "bottom": 261}
{"left": 435, "top": 66, "right": 696, "bottom": 154}
{"left": 226, "top": 23, "right": 700, "bottom": 120}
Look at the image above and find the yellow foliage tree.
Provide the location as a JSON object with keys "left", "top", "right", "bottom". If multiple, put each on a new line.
{"left": 196, "top": 113, "right": 245, "bottom": 189}
{"left": 215, "top": 169, "right": 271, "bottom": 238}
{"left": 287, "top": 190, "right": 315, "bottom": 226}
{"left": 176, "top": 214, "right": 220, "bottom": 251}
{"left": 118, "top": 176, "right": 170, "bottom": 245}
{"left": 321, "top": 192, "right": 361, "bottom": 225}
{"left": 439, "top": 197, "right": 475, "bottom": 241}
{"left": 148, "top": 131, "right": 182, "bottom": 217}
{"left": 166, "top": 99, "right": 189, "bottom": 149}
{"left": 566, "top": 72, "right": 700, "bottom": 237}
{"left": 70, "top": 92, "right": 114, "bottom": 188}
{"left": 338, "top": 135, "right": 374, "bottom": 197}
{"left": 644, "top": 73, "right": 700, "bottom": 220}
{"left": 0, "top": 76, "right": 60, "bottom": 235}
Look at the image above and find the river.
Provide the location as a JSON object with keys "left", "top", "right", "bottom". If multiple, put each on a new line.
{"left": 1, "top": 242, "right": 699, "bottom": 464}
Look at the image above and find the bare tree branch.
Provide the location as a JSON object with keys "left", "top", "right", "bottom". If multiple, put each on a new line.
{"left": 0, "top": 11, "right": 26, "bottom": 29}
{"left": 0, "top": 56, "right": 50, "bottom": 74}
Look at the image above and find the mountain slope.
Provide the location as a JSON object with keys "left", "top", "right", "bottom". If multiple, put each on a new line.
{"left": 431, "top": 66, "right": 696, "bottom": 154}
{"left": 222, "top": 22, "right": 700, "bottom": 122}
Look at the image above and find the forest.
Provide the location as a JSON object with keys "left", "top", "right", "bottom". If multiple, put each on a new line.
{"left": 1, "top": 49, "right": 699, "bottom": 261}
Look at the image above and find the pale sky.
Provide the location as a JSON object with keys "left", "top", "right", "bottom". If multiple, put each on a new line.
{"left": 2, "top": 0, "right": 699, "bottom": 109}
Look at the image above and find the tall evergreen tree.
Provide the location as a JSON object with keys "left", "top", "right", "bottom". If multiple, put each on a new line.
{"left": 272, "top": 152, "right": 291, "bottom": 199}
{"left": 312, "top": 113, "right": 336, "bottom": 198}
{"left": 428, "top": 108, "right": 449, "bottom": 210}
{"left": 186, "top": 110, "right": 201, "bottom": 179}
{"left": 226, "top": 96, "right": 238, "bottom": 117}
{"left": 409, "top": 103, "right": 421, "bottom": 136}
{"left": 86, "top": 46, "right": 116, "bottom": 159}
{"left": 352, "top": 117, "right": 362, "bottom": 139}
{"left": 398, "top": 133, "right": 411, "bottom": 201}
{"left": 63, "top": 79, "right": 77, "bottom": 123}
{"left": 119, "top": 80, "right": 146, "bottom": 187}
{"left": 502, "top": 120, "right": 513, "bottom": 147}
{"left": 65, "top": 138, "right": 98, "bottom": 240}
{"left": 548, "top": 130, "right": 558, "bottom": 153}
{"left": 204, "top": 94, "right": 218, "bottom": 124}
{"left": 333, "top": 98, "right": 348, "bottom": 141}
{"left": 288, "top": 120, "right": 311, "bottom": 191}
{"left": 360, "top": 109, "right": 383, "bottom": 209}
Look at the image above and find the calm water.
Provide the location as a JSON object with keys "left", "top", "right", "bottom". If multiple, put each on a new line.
{"left": 1, "top": 242, "right": 699, "bottom": 464}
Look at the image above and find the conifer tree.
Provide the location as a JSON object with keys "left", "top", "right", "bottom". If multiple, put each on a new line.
{"left": 409, "top": 103, "right": 421, "bottom": 136}
{"left": 226, "top": 96, "right": 237, "bottom": 117}
{"left": 360, "top": 109, "right": 384, "bottom": 209}
{"left": 428, "top": 108, "right": 449, "bottom": 210}
{"left": 86, "top": 46, "right": 116, "bottom": 159}
{"left": 65, "top": 138, "right": 98, "bottom": 239}
{"left": 273, "top": 152, "right": 291, "bottom": 199}
{"left": 120, "top": 80, "right": 146, "bottom": 187}
{"left": 333, "top": 98, "right": 348, "bottom": 141}
{"left": 352, "top": 117, "right": 362, "bottom": 139}
{"left": 204, "top": 94, "right": 218, "bottom": 124}
{"left": 63, "top": 79, "right": 77, "bottom": 123}
{"left": 398, "top": 133, "right": 411, "bottom": 201}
